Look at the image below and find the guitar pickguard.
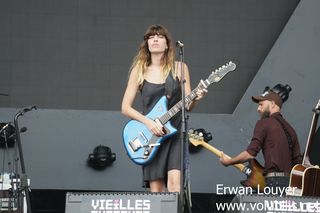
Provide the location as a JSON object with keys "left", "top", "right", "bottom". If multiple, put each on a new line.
{"left": 122, "top": 97, "right": 177, "bottom": 165}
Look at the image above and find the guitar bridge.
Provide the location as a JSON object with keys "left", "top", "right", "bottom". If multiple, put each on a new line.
{"left": 129, "top": 138, "right": 143, "bottom": 152}
{"left": 129, "top": 132, "right": 148, "bottom": 152}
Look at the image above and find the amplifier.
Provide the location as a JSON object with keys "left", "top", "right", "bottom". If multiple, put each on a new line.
{"left": 65, "top": 191, "right": 179, "bottom": 213}
{"left": 227, "top": 194, "right": 320, "bottom": 213}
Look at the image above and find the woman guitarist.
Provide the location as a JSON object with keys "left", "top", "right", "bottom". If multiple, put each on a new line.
{"left": 121, "top": 24, "right": 207, "bottom": 193}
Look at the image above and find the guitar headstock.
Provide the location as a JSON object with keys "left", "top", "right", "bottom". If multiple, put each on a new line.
{"left": 207, "top": 61, "right": 236, "bottom": 84}
{"left": 316, "top": 99, "right": 320, "bottom": 110}
{"left": 313, "top": 99, "right": 320, "bottom": 114}
{"left": 188, "top": 130, "right": 206, "bottom": 147}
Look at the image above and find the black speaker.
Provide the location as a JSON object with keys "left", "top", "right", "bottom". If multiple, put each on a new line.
{"left": 227, "top": 194, "right": 320, "bottom": 213}
{"left": 65, "top": 191, "right": 179, "bottom": 213}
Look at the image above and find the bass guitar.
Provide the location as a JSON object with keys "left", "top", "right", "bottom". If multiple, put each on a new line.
{"left": 287, "top": 99, "right": 320, "bottom": 197}
{"left": 122, "top": 62, "right": 236, "bottom": 165}
{"left": 188, "top": 131, "right": 266, "bottom": 191}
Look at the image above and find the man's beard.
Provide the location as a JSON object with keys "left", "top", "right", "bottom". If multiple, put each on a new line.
{"left": 260, "top": 109, "right": 271, "bottom": 119}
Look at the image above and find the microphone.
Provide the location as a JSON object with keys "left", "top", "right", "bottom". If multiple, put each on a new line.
{"left": 176, "top": 41, "right": 184, "bottom": 47}
{"left": 22, "top": 105, "right": 37, "bottom": 113}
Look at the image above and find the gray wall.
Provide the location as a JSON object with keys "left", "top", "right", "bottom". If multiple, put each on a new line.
{"left": 1, "top": 0, "right": 320, "bottom": 194}
{"left": 0, "top": 0, "right": 298, "bottom": 113}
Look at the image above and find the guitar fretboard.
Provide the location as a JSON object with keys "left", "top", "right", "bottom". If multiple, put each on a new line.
{"left": 159, "top": 80, "right": 209, "bottom": 124}
{"left": 303, "top": 99, "right": 320, "bottom": 165}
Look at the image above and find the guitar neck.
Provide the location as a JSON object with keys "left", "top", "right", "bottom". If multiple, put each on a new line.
{"left": 159, "top": 81, "right": 209, "bottom": 124}
{"left": 158, "top": 61, "right": 236, "bottom": 124}
{"left": 303, "top": 107, "right": 320, "bottom": 165}
{"left": 199, "top": 142, "right": 246, "bottom": 172}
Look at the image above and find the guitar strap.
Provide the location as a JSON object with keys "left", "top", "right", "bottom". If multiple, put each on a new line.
{"left": 273, "top": 116, "right": 294, "bottom": 163}
{"left": 164, "top": 72, "right": 173, "bottom": 98}
{"left": 164, "top": 72, "right": 178, "bottom": 99}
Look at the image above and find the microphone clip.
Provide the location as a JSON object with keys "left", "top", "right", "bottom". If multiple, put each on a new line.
{"left": 176, "top": 41, "right": 184, "bottom": 48}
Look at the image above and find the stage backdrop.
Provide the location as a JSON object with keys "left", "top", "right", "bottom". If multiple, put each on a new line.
{"left": 1, "top": 0, "right": 320, "bottom": 194}
{"left": 0, "top": 0, "right": 299, "bottom": 113}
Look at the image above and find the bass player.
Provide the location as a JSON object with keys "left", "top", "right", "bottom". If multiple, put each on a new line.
{"left": 220, "top": 86, "right": 302, "bottom": 193}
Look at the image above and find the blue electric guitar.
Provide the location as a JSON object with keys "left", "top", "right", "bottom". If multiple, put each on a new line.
{"left": 122, "top": 61, "right": 236, "bottom": 165}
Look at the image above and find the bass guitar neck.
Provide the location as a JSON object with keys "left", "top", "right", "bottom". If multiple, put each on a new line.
{"left": 188, "top": 131, "right": 266, "bottom": 191}
{"left": 195, "top": 139, "right": 246, "bottom": 173}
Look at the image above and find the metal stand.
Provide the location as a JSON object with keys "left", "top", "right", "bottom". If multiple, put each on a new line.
{"left": 12, "top": 106, "right": 36, "bottom": 213}
{"left": 177, "top": 42, "right": 192, "bottom": 213}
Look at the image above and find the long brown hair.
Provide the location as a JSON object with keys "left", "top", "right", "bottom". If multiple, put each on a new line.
{"left": 129, "top": 24, "right": 176, "bottom": 86}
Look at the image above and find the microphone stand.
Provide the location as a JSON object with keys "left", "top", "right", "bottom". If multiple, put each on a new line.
{"left": 177, "top": 44, "right": 192, "bottom": 213}
{"left": 13, "top": 108, "right": 34, "bottom": 213}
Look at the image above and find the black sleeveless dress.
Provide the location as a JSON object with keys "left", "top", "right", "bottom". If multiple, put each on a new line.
{"left": 140, "top": 73, "right": 182, "bottom": 185}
